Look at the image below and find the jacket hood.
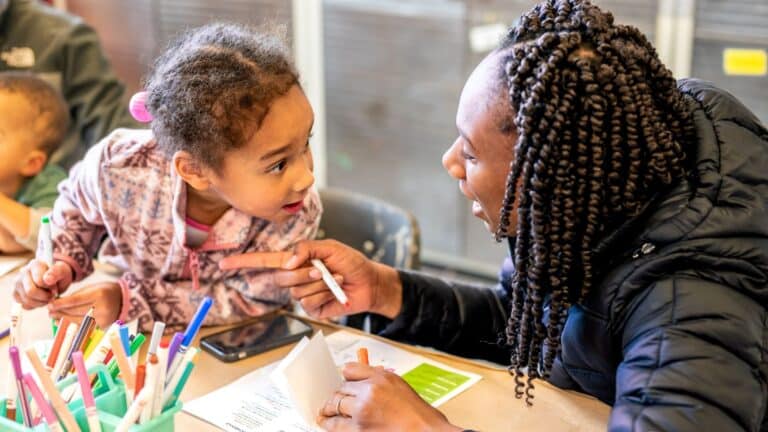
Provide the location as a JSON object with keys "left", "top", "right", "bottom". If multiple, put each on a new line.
{"left": 598, "top": 78, "right": 768, "bottom": 312}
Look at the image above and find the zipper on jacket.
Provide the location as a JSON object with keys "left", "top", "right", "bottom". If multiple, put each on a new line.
{"left": 188, "top": 248, "right": 201, "bottom": 290}
{"left": 631, "top": 242, "right": 656, "bottom": 259}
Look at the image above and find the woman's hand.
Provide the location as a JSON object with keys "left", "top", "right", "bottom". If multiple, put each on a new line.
{"left": 318, "top": 363, "right": 462, "bottom": 432}
{"left": 219, "top": 239, "right": 403, "bottom": 320}
{"left": 13, "top": 259, "right": 74, "bottom": 310}
{"left": 48, "top": 282, "right": 122, "bottom": 329}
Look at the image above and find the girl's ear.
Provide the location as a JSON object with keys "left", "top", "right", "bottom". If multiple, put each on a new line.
{"left": 173, "top": 151, "right": 212, "bottom": 191}
{"left": 18, "top": 149, "right": 47, "bottom": 177}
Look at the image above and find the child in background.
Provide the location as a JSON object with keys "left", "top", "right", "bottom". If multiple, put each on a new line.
{"left": 13, "top": 23, "right": 322, "bottom": 331}
{"left": 0, "top": 73, "right": 68, "bottom": 253}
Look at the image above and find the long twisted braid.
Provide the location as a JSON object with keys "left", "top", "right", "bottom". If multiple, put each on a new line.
{"left": 495, "top": 0, "right": 695, "bottom": 404}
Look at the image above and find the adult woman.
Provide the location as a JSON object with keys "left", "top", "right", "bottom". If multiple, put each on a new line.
{"left": 221, "top": 0, "right": 768, "bottom": 430}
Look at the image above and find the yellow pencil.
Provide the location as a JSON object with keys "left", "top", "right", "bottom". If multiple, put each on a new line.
{"left": 83, "top": 327, "right": 105, "bottom": 359}
{"left": 25, "top": 348, "right": 81, "bottom": 432}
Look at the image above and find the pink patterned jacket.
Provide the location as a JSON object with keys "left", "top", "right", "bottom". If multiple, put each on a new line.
{"left": 46, "top": 129, "right": 322, "bottom": 332}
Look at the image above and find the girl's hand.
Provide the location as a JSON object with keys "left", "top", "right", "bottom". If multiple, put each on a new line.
{"left": 48, "top": 282, "right": 122, "bottom": 329}
{"left": 219, "top": 239, "right": 403, "bottom": 320}
{"left": 13, "top": 259, "right": 74, "bottom": 309}
{"left": 318, "top": 363, "right": 462, "bottom": 432}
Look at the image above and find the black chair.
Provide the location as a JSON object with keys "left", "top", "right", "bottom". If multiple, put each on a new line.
{"left": 316, "top": 188, "right": 421, "bottom": 332}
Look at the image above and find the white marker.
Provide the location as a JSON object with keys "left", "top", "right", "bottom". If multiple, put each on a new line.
{"left": 145, "top": 321, "right": 165, "bottom": 370}
{"left": 311, "top": 259, "right": 348, "bottom": 306}
{"left": 116, "top": 387, "right": 152, "bottom": 432}
{"left": 9, "top": 302, "right": 21, "bottom": 350}
{"left": 151, "top": 345, "right": 168, "bottom": 418}
{"left": 39, "top": 216, "right": 53, "bottom": 266}
{"left": 147, "top": 322, "right": 165, "bottom": 358}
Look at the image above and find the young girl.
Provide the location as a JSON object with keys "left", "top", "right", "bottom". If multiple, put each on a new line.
{"left": 13, "top": 23, "right": 321, "bottom": 332}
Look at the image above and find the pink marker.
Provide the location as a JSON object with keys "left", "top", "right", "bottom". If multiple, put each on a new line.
{"left": 72, "top": 351, "right": 101, "bottom": 432}
{"left": 22, "top": 374, "right": 63, "bottom": 432}
{"left": 9, "top": 347, "right": 32, "bottom": 426}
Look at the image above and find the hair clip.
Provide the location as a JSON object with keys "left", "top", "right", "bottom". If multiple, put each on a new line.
{"left": 129, "top": 91, "right": 153, "bottom": 123}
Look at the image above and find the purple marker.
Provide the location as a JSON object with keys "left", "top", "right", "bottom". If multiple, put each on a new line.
{"left": 166, "top": 297, "right": 212, "bottom": 385}
{"left": 166, "top": 332, "right": 184, "bottom": 369}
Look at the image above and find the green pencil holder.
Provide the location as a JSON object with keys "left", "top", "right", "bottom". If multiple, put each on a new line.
{"left": 0, "top": 364, "right": 122, "bottom": 431}
{"left": 89, "top": 398, "right": 183, "bottom": 432}
{"left": 73, "top": 374, "right": 184, "bottom": 432}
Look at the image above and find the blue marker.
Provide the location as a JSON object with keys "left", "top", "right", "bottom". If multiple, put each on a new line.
{"left": 182, "top": 296, "right": 213, "bottom": 347}
{"left": 119, "top": 324, "right": 131, "bottom": 356}
{"left": 166, "top": 296, "right": 212, "bottom": 385}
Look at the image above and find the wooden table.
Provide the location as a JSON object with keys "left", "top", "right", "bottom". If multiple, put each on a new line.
{"left": 0, "top": 262, "right": 610, "bottom": 431}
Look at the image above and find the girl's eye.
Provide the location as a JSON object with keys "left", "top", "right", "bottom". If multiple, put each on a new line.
{"left": 303, "top": 140, "right": 311, "bottom": 153}
{"left": 461, "top": 150, "right": 477, "bottom": 162}
{"left": 268, "top": 159, "right": 287, "bottom": 174}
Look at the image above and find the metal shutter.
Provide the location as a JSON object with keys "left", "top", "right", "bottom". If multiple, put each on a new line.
{"left": 156, "top": 0, "right": 293, "bottom": 43}
{"left": 323, "top": 0, "right": 469, "bottom": 256}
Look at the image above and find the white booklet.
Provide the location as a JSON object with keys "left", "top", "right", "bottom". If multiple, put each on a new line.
{"left": 184, "top": 330, "right": 482, "bottom": 432}
{"left": 271, "top": 332, "right": 343, "bottom": 427}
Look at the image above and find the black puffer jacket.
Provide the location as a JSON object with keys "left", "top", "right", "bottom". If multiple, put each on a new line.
{"left": 380, "top": 79, "right": 768, "bottom": 431}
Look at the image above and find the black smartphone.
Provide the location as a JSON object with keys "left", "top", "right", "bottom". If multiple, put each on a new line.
{"left": 200, "top": 314, "right": 313, "bottom": 362}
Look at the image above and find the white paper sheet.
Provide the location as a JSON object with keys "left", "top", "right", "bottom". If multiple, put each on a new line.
{"left": 186, "top": 364, "right": 316, "bottom": 432}
{"left": 184, "top": 330, "right": 482, "bottom": 432}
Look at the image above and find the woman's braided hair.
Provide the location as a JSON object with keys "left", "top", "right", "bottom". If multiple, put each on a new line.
{"left": 495, "top": 0, "right": 695, "bottom": 404}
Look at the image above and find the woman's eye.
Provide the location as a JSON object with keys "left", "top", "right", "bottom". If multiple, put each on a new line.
{"left": 268, "top": 160, "right": 287, "bottom": 174}
{"left": 462, "top": 151, "right": 477, "bottom": 162}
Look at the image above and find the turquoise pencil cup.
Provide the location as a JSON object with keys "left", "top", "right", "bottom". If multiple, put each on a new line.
{"left": 90, "top": 398, "right": 183, "bottom": 432}
{"left": 0, "top": 403, "right": 46, "bottom": 431}
{"left": 1, "top": 362, "right": 184, "bottom": 431}
{"left": 69, "top": 375, "right": 184, "bottom": 432}
{"left": 0, "top": 364, "right": 123, "bottom": 431}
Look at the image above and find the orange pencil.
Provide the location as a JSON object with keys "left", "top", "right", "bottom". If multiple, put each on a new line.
{"left": 134, "top": 364, "right": 147, "bottom": 396}
{"left": 45, "top": 317, "right": 72, "bottom": 371}
{"left": 357, "top": 347, "right": 369, "bottom": 366}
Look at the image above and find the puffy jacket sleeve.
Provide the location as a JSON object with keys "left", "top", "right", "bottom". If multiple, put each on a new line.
{"left": 610, "top": 277, "right": 767, "bottom": 431}
{"left": 379, "top": 259, "right": 513, "bottom": 365}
